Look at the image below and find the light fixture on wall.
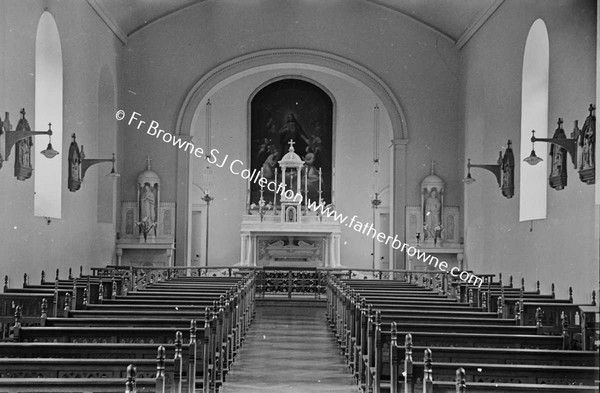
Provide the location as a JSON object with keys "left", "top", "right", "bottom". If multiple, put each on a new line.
{"left": 68, "top": 133, "right": 118, "bottom": 192}
{"left": 523, "top": 130, "right": 543, "bottom": 165}
{"left": 464, "top": 140, "right": 515, "bottom": 198}
{"left": 464, "top": 157, "right": 501, "bottom": 187}
{"left": 81, "top": 151, "right": 119, "bottom": 181}
{"left": 525, "top": 122, "right": 577, "bottom": 168}
{"left": 1, "top": 109, "right": 58, "bottom": 168}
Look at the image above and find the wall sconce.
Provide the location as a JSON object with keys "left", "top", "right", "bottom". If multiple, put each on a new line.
{"left": 0, "top": 109, "right": 58, "bottom": 174}
{"left": 526, "top": 105, "right": 595, "bottom": 186}
{"left": 464, "top": 140, "right": 515, "bottom": 198}
{"left": 68, "top": 133, "right": 118, "bottom": 192}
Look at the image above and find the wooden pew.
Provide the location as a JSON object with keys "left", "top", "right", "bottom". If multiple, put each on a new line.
{"left": 2, "top": 267, "right": 256, "bottom": 393}
{"left": 327, "top": 274, "right": 598, "bottom": 393}
{"left": 0, "top": 347, "right": 178, "bottom": 393}
{"left": 390, "top": 334, "right": 599, "bottom": 393}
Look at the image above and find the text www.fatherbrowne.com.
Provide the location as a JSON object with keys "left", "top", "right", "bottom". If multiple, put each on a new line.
{"left": 118, "top": 110, "right": 483, "bottom": 288}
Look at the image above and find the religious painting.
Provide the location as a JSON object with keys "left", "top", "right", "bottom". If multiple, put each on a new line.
{"left": 250, "top": 78, "right": 333, "bottom": 207}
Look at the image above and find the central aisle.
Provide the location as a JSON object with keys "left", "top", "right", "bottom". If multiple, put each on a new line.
{"left": 220, "top": 303, "right": 359, "bottom": 393}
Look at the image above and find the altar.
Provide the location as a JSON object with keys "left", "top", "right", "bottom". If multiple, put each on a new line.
{"left": 240, "top": 139, "right": 341, "bottom": 267}
{"left": 240, "top": 215, "right": 341, "bottom": 267}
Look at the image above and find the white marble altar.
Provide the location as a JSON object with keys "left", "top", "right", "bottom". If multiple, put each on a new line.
{"left": 240, "top": 214, "right": 341, "bottom": 267}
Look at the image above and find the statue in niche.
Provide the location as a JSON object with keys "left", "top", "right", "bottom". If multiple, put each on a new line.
{"left": 140, "top": 183, "right": 157, "bottom": 222}
{"left": 425, "top": 188, "right": 442, "bottom": 232}
{"left": 549, "top": 118, "right": 568, "bottom": 190}
{"left": 421, "top": 161, "right": 444, "bottom": 244}
{"left": 137, "top": 156, "right": 160, "bottom": 239}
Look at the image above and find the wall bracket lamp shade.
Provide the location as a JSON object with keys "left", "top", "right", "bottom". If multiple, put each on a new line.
{"left": 465, "top": 140, "right": 515, "bottom": 198}
{"left": 527, "top": 121, "right": 577, "bottom": 169}
{"left": 68, "top": 133, "right": 118, "bottom": 192}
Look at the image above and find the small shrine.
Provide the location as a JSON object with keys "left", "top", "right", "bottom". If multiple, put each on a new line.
{"left": 405, "top": 161, "right": 463, "bottom": 270}
{"left": 116, "top": 157, "right": 175, "bottom": 266}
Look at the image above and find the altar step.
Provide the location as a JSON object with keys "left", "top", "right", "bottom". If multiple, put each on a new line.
{"left": 220, "top": 305, "right": 358, "bottom": 393}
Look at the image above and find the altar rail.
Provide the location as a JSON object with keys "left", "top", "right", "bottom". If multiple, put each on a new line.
{"left": 89, "top": 266, "right": 485, "bottom": 299}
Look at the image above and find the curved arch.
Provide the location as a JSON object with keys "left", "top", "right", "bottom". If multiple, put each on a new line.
{"left": 176, "top": 49, "right": 407, "bottom": 141}
{"left": 34, "top": 11, "right": 63, "bottom": 219}
{"left": 174, "top": 49, "right": 408, "bottom": 267}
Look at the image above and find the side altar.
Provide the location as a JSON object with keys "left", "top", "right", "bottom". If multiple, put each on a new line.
{"left": 116, "top": 158, "right": 175, "bottom": 267}
{"left": 405, "top": 162, "right": 464, "bottom": 270}
{"left": 240, "top": 141, "right": 341, "bottom": 267}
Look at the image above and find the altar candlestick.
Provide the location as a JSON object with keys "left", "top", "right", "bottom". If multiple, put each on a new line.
{"left": 318, "top": 167, "right": 322, "bottom": 204}
{"left": 274, "top": 167, "right": 278, "bottom": 207}
{"left": 246, "top": 177, "right": 251, "bottom": 213}
{"left": 304, "top": 166, "right": 308, "bottom": 209}
{"left": 260, "top": 168, "right": 264, "bottom": 190}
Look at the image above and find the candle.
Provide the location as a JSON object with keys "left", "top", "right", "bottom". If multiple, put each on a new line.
{"left": 274, "top": 167, "right": 278, "bottom": 207}
{"left": 260, "top": 168, "right": 264, "bottom": 190}
{"left": 246, "top": 177, "right": 251, "bottom": 211}
{"left": 304, "top": 166, "right": 308, "bottom": 209}
{"left": 318, "top": 167, "right": 322, "bottom": 203}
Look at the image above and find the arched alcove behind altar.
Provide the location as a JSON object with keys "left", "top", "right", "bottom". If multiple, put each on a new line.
{"left": 185, "top": 63, "right": 397, "bottom": 268}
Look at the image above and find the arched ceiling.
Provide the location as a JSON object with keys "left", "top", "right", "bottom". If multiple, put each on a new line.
{"left": 87, "top": 0, "right": 503, "bottom": 48}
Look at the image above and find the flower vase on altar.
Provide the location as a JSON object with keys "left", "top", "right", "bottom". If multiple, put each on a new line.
{"left": 137, "top": 217, "right": 156, "bottom": 243}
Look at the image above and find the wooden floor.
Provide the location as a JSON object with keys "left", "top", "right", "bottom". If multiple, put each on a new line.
{"left": 220, "top": 304, "right": 359, "bottom": 393}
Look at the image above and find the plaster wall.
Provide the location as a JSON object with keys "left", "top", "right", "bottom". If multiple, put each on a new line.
{"left": 461, "top": 0, "right": 597, "bottom": 302}
{"left": 120, "top": 0, "right": 463, "bottom": 268}
{"left": 0, "top": 0, "right": 121, "bottom": 285}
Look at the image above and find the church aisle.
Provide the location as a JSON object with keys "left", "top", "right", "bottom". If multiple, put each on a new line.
{"left": 220, "top": 304, "right": 358, "bottom": 393}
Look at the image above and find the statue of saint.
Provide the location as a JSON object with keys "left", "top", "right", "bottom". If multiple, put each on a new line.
{"left": 140, "top": 184, "right": 156, "bottom": 222}
{"left": 549, "top": 119, "right": 567, "bottom": 178}
{"left": 424, "top": 188, "right": 441, "bottom": 236}
{"left": 580, "top": 115, "right": 595, "bottom": 170}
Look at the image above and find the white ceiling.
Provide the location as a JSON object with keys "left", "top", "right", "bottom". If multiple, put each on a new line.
{"left": 87, "top": 0, "right": 503, "bottom": 47}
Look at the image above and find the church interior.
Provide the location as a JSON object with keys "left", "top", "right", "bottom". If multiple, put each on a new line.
{"left": 0, "top": 0, "right": 599, "bottom": 391}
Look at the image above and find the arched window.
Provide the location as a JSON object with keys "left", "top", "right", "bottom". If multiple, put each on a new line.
{"left": 34, "top": 11, "right": 63, "bottom": 218}
{"left": 519, "top": 19, "right": 548, "bottom": 222}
